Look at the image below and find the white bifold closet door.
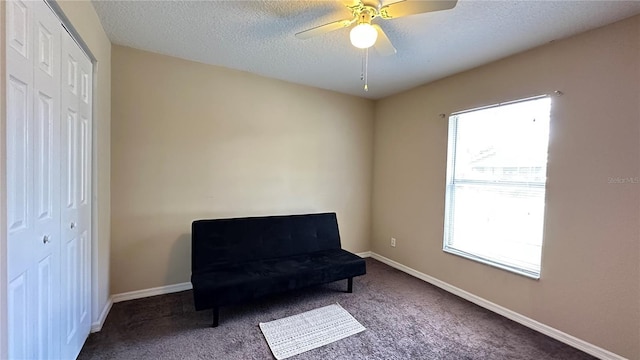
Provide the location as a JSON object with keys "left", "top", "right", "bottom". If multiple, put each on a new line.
{"left": 6, "top": 0, "right": 92, "bottom": 359}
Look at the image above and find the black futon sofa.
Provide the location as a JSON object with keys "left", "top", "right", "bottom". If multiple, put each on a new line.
{"left": 191, "top": 212, "right": 366, "bottom": 327}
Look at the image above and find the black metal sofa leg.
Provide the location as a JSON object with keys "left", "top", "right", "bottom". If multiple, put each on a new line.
{"left": 212, "top": 307, "right": 219, "bottom": 328}
{"left": 347, "top": 277, "right": 353, "bottom": 293}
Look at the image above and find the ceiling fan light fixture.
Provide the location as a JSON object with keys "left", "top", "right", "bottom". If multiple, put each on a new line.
{"left": 350, "top": 23, "right": 378, "bottom": 49}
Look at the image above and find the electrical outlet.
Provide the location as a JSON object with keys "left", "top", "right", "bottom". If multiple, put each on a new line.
{"left": 391, "top": 237, "right": 396, "bottom": 247}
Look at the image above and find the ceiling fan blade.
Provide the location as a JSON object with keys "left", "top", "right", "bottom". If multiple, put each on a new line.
{"left": 380, "top": 0, "right": 458, "bottom": 19}
{"left": 295, "top": 19, "right": 353, "bottom": 40}
{"left": 372, "top": 24, "right": 396, "bottom": 56}
{"left": 340, "top": 0, "right": 362, "bottom": 6}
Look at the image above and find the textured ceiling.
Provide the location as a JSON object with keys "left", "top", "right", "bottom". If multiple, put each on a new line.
{"left": 91, "top": 0, "right": 640, "bottom": 99}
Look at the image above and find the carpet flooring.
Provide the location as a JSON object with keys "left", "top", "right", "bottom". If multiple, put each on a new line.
{"left": 79, "top": 258, "right": 595, "bottom": 360}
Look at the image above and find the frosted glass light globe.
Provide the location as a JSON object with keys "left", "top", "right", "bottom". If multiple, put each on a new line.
{"left": 350, "top": 23, "right": 378, "bottom": 49}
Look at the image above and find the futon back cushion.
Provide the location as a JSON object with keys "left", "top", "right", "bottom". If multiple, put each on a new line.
{"left": 191, "top": 212, "right": 342, "bottom": 273}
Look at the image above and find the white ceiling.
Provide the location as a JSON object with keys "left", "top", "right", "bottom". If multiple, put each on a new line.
{"left": 91, "top": 0, "right": 640, "bottom": 99}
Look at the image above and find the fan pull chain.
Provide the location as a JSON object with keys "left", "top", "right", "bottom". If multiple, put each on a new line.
{"left": 363, "top": 48, "right": 369, "bottom": 92}
{"left": 360, "top": 50, "right": 365, "bottom": 81}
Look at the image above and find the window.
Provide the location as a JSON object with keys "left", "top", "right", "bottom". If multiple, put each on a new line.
{"left": 443, "top": 96, "right": 551, "bottom": 278}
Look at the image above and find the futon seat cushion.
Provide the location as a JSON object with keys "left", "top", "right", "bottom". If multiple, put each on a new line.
{"left": 192, "top": 248, "right": 365, "bottom": 311}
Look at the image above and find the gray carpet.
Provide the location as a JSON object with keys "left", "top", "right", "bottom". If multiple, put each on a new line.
{"left": 79, "top": 259, "right": 595, "bottom": 360}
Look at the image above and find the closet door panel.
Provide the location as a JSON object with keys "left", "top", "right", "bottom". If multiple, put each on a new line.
{"left": 6, "top": 76, "right": 30, "bottom": 235}
{"left": 32, "top": 2, "right": 62, "bottom": 358}
{"left": 37, "top": 255, "right": 54, "bottom": 358}
{"left": 8, "top": 0, "right": 29, "bottom": 59}
{"left": 7, "top": 274, "right": 28, "bottom": 359}
{"left": 60, "top": 28, "right": 92, "bottom": 360}
{"left": 64, "top": 235, "right": 78, "bottom": 343}
{"left": 6, "top": 1, "right": 63, "bottom": 358}
{"left": 6, "top": 1, "right": 35, "bottom": 357}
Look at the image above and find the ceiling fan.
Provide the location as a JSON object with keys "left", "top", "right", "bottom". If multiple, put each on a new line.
{"left": 295, "top": 0, "right": 458, "bottom": 56}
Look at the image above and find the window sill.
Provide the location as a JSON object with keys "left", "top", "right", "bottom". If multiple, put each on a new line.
{"left": 443, "top": 247, "right": 540, "bottom": 280}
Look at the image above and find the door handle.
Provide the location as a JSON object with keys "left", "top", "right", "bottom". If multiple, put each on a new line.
{"left": 43, "top": 235, "right": 50, "bottom": 244}
{"left": 70, "top": 222, "right": 76, "bottom": 229}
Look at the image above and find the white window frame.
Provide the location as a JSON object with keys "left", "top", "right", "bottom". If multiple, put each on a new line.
{"left": 442, "top": 95, "right": 551, "bottom": 279}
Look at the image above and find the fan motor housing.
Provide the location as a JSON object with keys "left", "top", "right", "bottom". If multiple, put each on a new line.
{"left": 350, "top": 3, "right": 381, "bottom": 20}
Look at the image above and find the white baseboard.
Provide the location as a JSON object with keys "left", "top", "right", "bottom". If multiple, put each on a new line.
{"left": 368, "top": 252, "right": 625, "bottom": 360}
{"left": 97, "top": 251, "right": 623, "bottom": 359}
{"left": 90, "top": 297, "right": 113, "bottom": 333}
{"left": 109, "top": 252, "right": 371, "bottom": 305}
{"left": 101, "top": 254, "right": 372, "bottom": 329}
{"left": 92, "top": 282, "right": 192, "bottom": 333}
{"left": 112, "top": 282, "right": 193, "bottom": 303}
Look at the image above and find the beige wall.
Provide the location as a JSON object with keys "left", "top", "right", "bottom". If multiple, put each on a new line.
{"left": 372, "top": 15, "right": 640, "bottom": 359}
{"left": 57, "top": 0, "right": 112, "bottom": 325}
{"left": 111, "top": 45, "right": 374, "bottom": 294}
